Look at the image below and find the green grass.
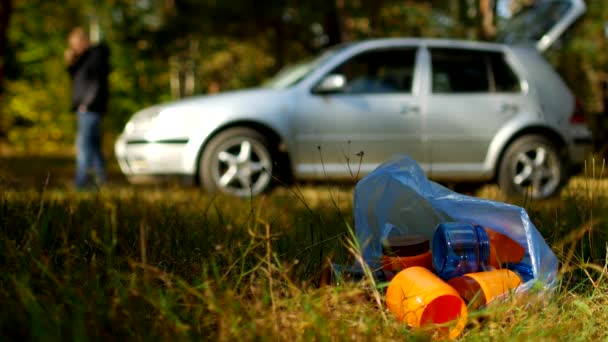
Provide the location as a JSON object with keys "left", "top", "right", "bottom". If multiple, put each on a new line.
{"left": 1, "top": 155, "right": 608, "bottom": 340}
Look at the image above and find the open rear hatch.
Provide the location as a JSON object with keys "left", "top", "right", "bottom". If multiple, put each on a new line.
{"left": 496, "top": 0, "right": 586, "bottom": 52}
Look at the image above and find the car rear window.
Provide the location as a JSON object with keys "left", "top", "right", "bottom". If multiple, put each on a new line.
{"left": 430, "top": 48, "right": 521, "bottom": 94}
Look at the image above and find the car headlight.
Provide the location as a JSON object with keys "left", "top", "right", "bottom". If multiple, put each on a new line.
{"left": 125, "top": 106, "right": 163, "bottom": 134}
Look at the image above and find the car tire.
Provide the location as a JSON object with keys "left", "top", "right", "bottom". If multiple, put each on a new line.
{"left": 200, "top": 127, "right": 274, "bottom": 197}
{"left": 498, "top": 135, "right": 566, "bottom": 199}
{"left": 451, "top": 182, "right": 485, "bottom": 195}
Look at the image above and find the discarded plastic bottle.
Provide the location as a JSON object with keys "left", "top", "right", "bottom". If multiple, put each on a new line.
{"left": 386, "top": 266, "right": 467, "bottom": 340}
{"left": 447, "top": 269, "right": 522, "bottom": 310}
{"left": 381, "top": 235, "right": 433, "bottom": 272}
{"left": 504, "top": 262, "right": 535, "bottom": 282}
{"left": 485, "top": 228, "right": 527, "bottom": 270}
{"left": 432, "top": 222, "right": 526, "bottom": 280}
{"left": 432, "top": 223, "right": 491, "bottom": 280}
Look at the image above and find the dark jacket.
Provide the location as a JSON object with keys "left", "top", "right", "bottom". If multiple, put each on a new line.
{"left": 68, "top": 44, "right": 110, "bottom": 113}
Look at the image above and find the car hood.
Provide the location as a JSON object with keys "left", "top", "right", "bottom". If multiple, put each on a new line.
{"left": 132, "top": 87, "right": 293, "bottom": 142}
{"left": 162, "top": 88, "right": 290, "bottom": 116}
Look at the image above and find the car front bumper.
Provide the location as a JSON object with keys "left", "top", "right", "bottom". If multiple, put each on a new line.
{"left": 114, "top": 135, "right": 191, "bottom": 176}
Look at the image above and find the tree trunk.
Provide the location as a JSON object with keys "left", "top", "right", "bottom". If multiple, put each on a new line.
{"left": 335, "top": 0, "right": 351, "bottom": 42}
{"left": 324, "top": 1, "right": 342, "bottom": 46}
{"left": 0, "top": 0, "right": 13, "bottom": 94}
{"left": 366, "top": 0, "right": 384, "bottom": 37}
{"left": 479, "top": 0, "right": 496, "bottom": 40}
{"left": 274, "top": 21, "right": 285, "bottom": 69}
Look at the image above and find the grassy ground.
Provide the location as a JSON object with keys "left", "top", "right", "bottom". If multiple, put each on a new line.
{"left": 1, "top": 155, "right": 607, "bottom": 340}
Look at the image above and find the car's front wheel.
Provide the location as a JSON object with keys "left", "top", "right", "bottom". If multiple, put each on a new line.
{"left": 200, "top": 127, "right": 274, "bottom": 197}
{"left": 498, "top": 135, "right": 566, "bottom": 199}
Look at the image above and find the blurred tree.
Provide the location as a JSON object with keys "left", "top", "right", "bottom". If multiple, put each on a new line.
{"left": 479, "top": 0, "right": 497, "bottom": 39}
{"left": 0, "top": 0, "right": 465, "bottom": 152}
{"left": 548, "top": 0, "right": 608, "bottom": 151}
{"left": 0, "top": 0, "right": 81, "bottom": 150}
{"left": 0, "top": 0, "right": 13, "bottom": 95}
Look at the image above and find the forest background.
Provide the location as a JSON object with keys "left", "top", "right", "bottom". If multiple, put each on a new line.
{"left": 0, "top": 0, "right": 607, "bottom": 154}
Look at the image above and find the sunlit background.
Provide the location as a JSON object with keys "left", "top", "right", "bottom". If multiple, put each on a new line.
{"left": 0, "top": 0, "right": 607, "bottom": 155}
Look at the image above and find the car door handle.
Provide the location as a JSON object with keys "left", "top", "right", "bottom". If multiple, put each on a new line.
{"left": 500, "top": 103, "right": 519, "bottom": 113}
{"left": 400, "top": 105, "right": 420, "bottom": 115}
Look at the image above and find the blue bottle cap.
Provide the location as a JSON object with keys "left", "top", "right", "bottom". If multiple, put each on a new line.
{"left": 473, "top": 225, "right": 491, "bottom": 270}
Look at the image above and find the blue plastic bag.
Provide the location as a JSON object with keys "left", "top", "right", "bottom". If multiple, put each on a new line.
{"left": 353, "top": 155, "right": 558, "bottom": 291}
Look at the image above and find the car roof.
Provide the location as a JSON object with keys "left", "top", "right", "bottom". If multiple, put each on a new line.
{"left": 347, "top": 37, "right": 516, "bottom": 53}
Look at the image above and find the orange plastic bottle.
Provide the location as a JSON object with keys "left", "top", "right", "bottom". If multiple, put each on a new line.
{"left": 484, "top": 228, "right": 526, "bottom": 268}
{"left": 386, "top": 266, "right": 467, "bottom": 340}
{"left": 447, "top": 269, "right": 522, "bottom": 310}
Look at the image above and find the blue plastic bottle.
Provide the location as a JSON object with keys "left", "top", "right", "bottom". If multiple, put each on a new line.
{"left": 432, "top": 222, "right": 491, "bottom": 280}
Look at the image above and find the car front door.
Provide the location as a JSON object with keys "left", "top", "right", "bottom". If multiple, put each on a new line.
{"left": 425, "top": 47, "right": 533, "bottom": 181}
{"left": 292, "top": 46, "right": 426, "bottom": 179}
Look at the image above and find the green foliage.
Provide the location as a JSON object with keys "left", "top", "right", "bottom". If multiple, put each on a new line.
{"left": 2, "top": 61, "right": 74, "bottom": 152}
{"left": 0, "top": 1, "right": 466, "bottom": 152}
{"left": 200, "top": 38, "right": 276, "bottom": 90}
{"left": 373, "top": 2, "right": 457, "bottom": 38}
{"left": 549, "top": 1, "right": 608, "bottom": 114}
{"left": 0, "top": 0, "right": 173, "bottom": 150}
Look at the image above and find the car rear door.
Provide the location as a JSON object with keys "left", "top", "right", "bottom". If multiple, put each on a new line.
{"left": 425, "top": 47, "right": 534, "bottom": 181}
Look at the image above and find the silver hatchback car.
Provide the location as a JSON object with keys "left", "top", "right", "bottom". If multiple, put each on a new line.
{"left": 115, "top": 0, "right": 591, "bottom": 199}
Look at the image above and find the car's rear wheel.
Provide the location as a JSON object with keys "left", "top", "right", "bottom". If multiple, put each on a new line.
{"left": 498, "top": 135, "right": 566, "bottom": 199}
{"left": 200, "top": 127, "right": 274, "bottom": 196}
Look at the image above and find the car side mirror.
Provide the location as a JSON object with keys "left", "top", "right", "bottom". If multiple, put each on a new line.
{"left": 314, "top": 74, "right": 346, "bottom": 94}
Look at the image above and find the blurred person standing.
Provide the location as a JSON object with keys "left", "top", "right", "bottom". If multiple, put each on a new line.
{"left": 65, "top": 27, "right": 109, "bottom": 189}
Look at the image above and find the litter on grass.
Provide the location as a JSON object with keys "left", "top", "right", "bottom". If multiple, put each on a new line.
{"left": 339, "top": 155, "right": 558, "bottom": 339}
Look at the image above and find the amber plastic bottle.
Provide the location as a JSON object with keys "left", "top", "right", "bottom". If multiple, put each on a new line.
{"left": 381, "top": 235, "right": 433, "bottom": 272}
{"left": 447, "top": 269, "right": 522, "bottom": 309}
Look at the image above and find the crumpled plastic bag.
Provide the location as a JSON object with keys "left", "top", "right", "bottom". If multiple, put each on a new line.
{"left": 353, "top": 155, "right": 558, "bottom": 291}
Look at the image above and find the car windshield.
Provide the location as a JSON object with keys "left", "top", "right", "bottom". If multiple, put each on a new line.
{"left": 262, "top": 44, "right": 350, "bottom": 89}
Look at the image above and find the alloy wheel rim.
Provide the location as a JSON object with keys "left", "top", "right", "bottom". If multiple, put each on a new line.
{"left": 211, "top": 138, "right": 272, "bottom": 196}
{"left": 510, "top": 145, "right": 560, "bottom": 199}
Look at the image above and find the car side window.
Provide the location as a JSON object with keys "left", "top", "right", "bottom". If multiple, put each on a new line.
{"left": 489, "top": 53, "right": 521, "bottom": 92}
{"left": 431, "top": 48, "right": 490, "bottom": 93}
{"left": 431, "top": 48, "right": 522, "bottom": 94}
{"left": 330, "top": 49, "right": 416, "bottom": 94}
